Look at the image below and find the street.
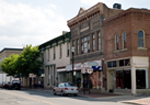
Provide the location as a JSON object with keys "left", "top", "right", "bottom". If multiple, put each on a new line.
{"left": 0, "top": 88, "right": 133, "bottom": 105}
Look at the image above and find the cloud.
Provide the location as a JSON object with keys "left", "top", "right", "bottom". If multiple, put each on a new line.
{"left": 0, "top": 0, "right": 69, "bottom": 50}
{"left": 80, "top": 0, "right": 124, "bottom": 9}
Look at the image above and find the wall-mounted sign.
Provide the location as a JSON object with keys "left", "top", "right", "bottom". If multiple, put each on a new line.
{"left": 81, "top": 64, "right": 93, "bottom": 74}
{"left": 66, "top": 65, "right": 72, "bottom": 71}
{"left": 88, "top": 62, "right": 98, "bottom": 66}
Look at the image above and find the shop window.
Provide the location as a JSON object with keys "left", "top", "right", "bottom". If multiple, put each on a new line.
{"left": 113, "top": 61, "right": 117, "bottom": 67}
{"left": 108, "top": 62, "right": 112, "bottom": 68}
{"left": 136, "top": 70, "right": 146, "bottom": 89}
{"left": 119, "top": 59, "right": 130, "bottom": 67}
{"left": 116, "top": 70, "right": 131, "bottom": 89}
{"left": 107, "top": 61, "right": 117, "bottom": 68}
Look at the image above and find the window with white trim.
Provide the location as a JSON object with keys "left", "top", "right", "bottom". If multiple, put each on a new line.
{"left": 97, "top": 31, "right": 101, "bottom": 50}
{"left": 115, "top": 34, "right": 119, "bottom": 50}
{"left": 81, "top": 36, "right": 90, "bottom": 54}
{"left": 122, "top": 32, "right": 127, "bottom": 49}
{"left": 138, "top": 30, "right": 144, "bottom": 47}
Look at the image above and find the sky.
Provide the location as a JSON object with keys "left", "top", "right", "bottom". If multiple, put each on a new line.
{"left": 0, "top": 0, "right": 150, "bottom": 51}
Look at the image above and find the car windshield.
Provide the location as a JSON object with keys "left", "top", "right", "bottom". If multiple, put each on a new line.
{"left": 64, "top": 83, "right": 75, "bottom": 87}
{"left": 12, "top": 80, "right": 21, "bottom": 84}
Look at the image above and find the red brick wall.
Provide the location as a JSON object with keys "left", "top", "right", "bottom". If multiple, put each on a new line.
{"left": 104, "top": 8, "right": 150, "bottom": 89}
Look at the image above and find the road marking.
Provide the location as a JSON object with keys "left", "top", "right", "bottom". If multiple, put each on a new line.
{"left": 0, "top": 90, "right": 58, "bottom": 105}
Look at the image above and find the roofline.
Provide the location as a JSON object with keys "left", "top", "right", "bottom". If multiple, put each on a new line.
{"left": 0, "top": 48, "right": 23, "bottom": 54}
{"left": 39, "top": 32, "right": 71, "bottom": 50}
{"left": 104, "top": 8, "right": 150, "bottom": 23}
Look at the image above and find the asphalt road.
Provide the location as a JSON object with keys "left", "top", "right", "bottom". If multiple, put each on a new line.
{"left": 1, "top": 88, "right": 150, "bottom": 105}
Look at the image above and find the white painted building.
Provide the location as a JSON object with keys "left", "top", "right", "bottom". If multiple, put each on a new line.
{"left": 39, "top": 32, "right": 71, "bottom": 88}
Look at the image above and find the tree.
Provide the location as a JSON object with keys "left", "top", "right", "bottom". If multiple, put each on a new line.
{"left": 0, "top": 45, "right": 43, "bottom": 78}
{"left": 1, "top": 54, "right": 19, "bottom": 77}
{"left": 16, "top": 45, "right": 43, "bottom": 78}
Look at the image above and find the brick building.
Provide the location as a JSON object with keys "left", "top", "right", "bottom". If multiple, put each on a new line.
{"left": 104, "top": 8, "right": 150, "bottom": 94}
{"left": 67, "top": 2, "right": 123, "bottom": 89}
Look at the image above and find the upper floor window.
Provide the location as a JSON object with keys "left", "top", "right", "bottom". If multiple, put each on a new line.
{"left": 60, "top": 44, "right": 62, "bottom": 58}
{"left": 72, "top": 40, "right": 75, "bottom": 54}
{"left": 122, "top": 32, "right": 127, "bottom": 49}
{"left": 77, "top": 39, "right": 79, "bottom": 55}
{"left": 53, "top": 47, "right": 55, "bottom": 60}
{"left": 97, "top": 31, "right": 101, "bottom": 50}
{"left": 42, "top": 53, "right": 44, "bottom": 63}
{"left": 115, "top": 34, "right": 119, "bottom": 50}
{"left": 92, "top": 33, "right": 95, "bottom": 51}
{"left": 48, "top": 49, "right": 50, "bottom": 61}
{"left": 81, "top": 36, "right": 90, "bottom": 54}
{"left": 67, "top": 43, "right": 70, "bottom": 56}
{"left": 138, "top": 30, "right": 144, "bottom": 47}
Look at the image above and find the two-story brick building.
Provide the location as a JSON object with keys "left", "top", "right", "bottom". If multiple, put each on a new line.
{"left": 67, "top": 2, "right": 123, "bottom": 89}
{"left": 104, "top": 8, "right": 150, "bottom": 94}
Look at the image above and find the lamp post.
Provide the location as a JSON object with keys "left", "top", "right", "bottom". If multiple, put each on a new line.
{"left": 71, "top": 47, "right": 75, "bottom": 84}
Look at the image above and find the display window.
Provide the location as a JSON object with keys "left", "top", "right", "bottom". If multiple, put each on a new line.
{"left": 116, "top": 70, "right": 131, "bottom": 89}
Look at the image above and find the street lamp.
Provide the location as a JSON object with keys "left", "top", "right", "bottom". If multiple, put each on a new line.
{"left": 71, "top": 47, "right": 75, "bottom": 84}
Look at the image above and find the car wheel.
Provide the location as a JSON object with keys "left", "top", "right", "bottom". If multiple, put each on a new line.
{"left": 53, "top": 90, "right": 56, "bottom": 95}
{"left": 74, "top": 94, "right": 78, "bottom": 97}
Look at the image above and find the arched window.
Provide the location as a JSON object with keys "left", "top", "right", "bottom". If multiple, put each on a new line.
{"left": 116, "top": 34, "right": 119, "bottom": 50}
{"left": 138, "top": 30, "right": 144, "bottom": 47}
{"left": 122, "top": 32, "right": 127, "bottom": 49}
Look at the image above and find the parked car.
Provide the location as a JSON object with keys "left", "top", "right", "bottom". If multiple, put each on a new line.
{"left": 1, "top": 82, "right": 8, "bottom": 88}
{"left": 7, "top": 80, "right": 21, "bottom": 90}
{"left": 53, "top": 82, "right": 78, "bottom": 96}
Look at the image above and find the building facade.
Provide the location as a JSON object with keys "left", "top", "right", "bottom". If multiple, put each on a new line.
{"left": 67, "top": 2, "right": 123, "bottom": 89}
{"left": 39, "top": 32, "right": 71, "bottom": 88}
{"left": 0, "top": 48, "right": 23, "bottom": 83}
{"left": 104, "top": 8, "right": 150, "bottom": 94}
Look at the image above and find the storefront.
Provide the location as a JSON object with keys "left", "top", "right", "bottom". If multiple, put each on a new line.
{"left": 65, "top": 60, "right": 103, "bottom": 89}
{"left": 107, "top": 57, "right": 149, "bottom": 94}
{"left": 81, "top": 60, "right": 103, "bottom": 89}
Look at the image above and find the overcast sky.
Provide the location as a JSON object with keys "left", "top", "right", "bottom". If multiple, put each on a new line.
{"left": 0, "top": 0, "right": 150, "bottom": 50}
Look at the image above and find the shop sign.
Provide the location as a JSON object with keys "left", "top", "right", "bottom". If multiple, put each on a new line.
{"left": 29, "top": 73, "right": 36, "bottom": 78}
{"left": 66, "top": 65, "right": 72, "bottom": 71}
{"left": 87, "top": 68, "right": 93, "bottom": 74}
{"left": 88, "top": 62, "right": 98, "bottom": 66}
{"left": 81, "top": 64, "right": 93, "bottom": 74}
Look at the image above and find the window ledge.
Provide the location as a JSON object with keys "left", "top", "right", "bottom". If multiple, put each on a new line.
{"left": 114, "top": 50, "right": 120, "bottom": 53}
{"left": 121, "top": 48, "right": 128, "bottom": 52}
{"left": 137, "top": 47, "right": 147, "bottom": 50}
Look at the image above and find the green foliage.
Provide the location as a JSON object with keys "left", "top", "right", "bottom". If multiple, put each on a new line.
{"left": 0, "top": 45, "right": 43, "bottom": 78}
{"left": 1, "top": 54, "right": 19, "bottom": 77}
